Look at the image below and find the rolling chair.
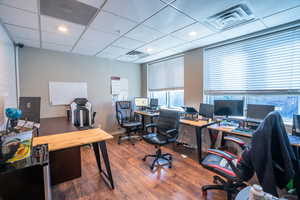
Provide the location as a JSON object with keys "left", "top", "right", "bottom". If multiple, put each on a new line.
{"left": 115, "top": 101, "right": 142, "bottom": 145}
{"left": 201, "top": 112, "right": 300, "bottom": 200}
{"left": 292, "top": 114, "right": 300, "bottom": 159}
{"left": 142, "top": 109, "right": 180, "bottom": 170}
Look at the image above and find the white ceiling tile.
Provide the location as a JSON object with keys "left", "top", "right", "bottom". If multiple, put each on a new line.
{"left": 263, "top": 5, "right": 300, "bottom": 28}
{"left": 90, "top": 10, "right": 138, "bottom": 35}
{"left": 171, "top": 42, "right": 199, "bottom": 53}
{"left": 42, "top": 42, "right": 72, "bottom": 53}
{"left": 75, "top": 28, "right": 119, "bottom": 50}
{"left": 192, "top": 34, "right": 225, "bottom": 47}
{"left": 0, "top": 5, "right": 38, "bottom": 29}
{"left": 220, "top": 20, "right": 266, "bottom": 40}
{"left": 96, "top": 52, "right": 118, "bottom": 59}
{"left": 248, "top": 0, "right": 300, "bottom": 18}
{"left": 72, "top": 45, "right": 100, "bottom": 56}
{"left": 76, "top": 0, "right": 104, "bottom": 8}
{"left": 143, "top": 6, "right": 196, "bottom": 34}
{"left": 5, "top": 24, "right": 39, "bottom": 41}
{"left": 41, "top": 15, "right": 85, "bottom": 38}
{"left": 113, "top": 36, "right": 144, "bottom": 50}
{"left": 117, "top": 55, "right": 139, "bottom": 62}
{"left": 0, "top": 0, "right": 37, "bottom": 13}
{"left": 145, "top": 35, "right": 185, "bottom": 51}
{"left": 103, "top": 0, "right": 166, "bottom": 23}
{"left": 126, "top": 25, "right": 165, "bottom": 43}
{"left": 171, "top": 23, "right": 215, "bottom": 41}
{"left": 101, "top": 45, "right": 130, "bottom": 56}
{"left": 41, "top": 31, "right": 79, "bottom": 46}
{"left": 171, "top": 0, "right": 242, "bottom": 22}
{"left": 14, "top": 37, "right": 40, "bottom": 48}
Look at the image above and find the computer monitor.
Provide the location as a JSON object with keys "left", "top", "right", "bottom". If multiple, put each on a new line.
{"left": 214, "top": 100, "right": 244, "bottom": 117}
{"left": 19, "top": 97, "right": 41, "bottom": 123}
{"left": 247, "top": 104, "right": 275, "bottom": 120}
{"left": 134, "top": 98, "right": 148, "bottom": 107}
{"left": 199, "top": 103, "right": 214, "bottom": 119}
{"left": 150, "top": 98, "right": 158, "bottom": 108}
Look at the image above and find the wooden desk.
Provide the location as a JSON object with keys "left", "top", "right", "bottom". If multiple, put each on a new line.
{"left": 180, "top": 119, "right": 217, "bottom": 163}
{"left": 134, "top": 110, "right": 159, "bottom": 130}
{"left": 33, "top": 128, "right": 115, "bottom": 189}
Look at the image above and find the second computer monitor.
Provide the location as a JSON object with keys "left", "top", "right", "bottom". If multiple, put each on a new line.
{"left": 135, "top": 97, "right": 148, "bottom": 107}
{"left": 214, "top": 100, "right": 244, "bottom": 117}
{"left": 199, "top": 103, "right": 214, "bottom": 119}
{"left": 150, "top": 98, "right": 158, "bottom": 108}
{"left": 247, "top": 104, "right": 275, "bottom": 120}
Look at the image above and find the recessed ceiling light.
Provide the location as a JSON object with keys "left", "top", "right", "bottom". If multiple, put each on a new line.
{"left": 57, "top": 25, "right": 68, "bottom": 33}
{"left": 188, "top": 31, "right": 197, "bottom": 36}
{"left": 146, "top": 48, "right": 153, "bottom": 52}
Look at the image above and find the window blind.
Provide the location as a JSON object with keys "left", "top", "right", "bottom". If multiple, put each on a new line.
{"left": 148, "top": 56, "right": 184, "bottom": 91}
{"left": 204, "top": 26, "right": 300, "bottom": 95}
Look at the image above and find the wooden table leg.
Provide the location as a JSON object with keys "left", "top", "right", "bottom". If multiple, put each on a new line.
{"left": 93, "top": 141, "right": 114, "bottom": 189}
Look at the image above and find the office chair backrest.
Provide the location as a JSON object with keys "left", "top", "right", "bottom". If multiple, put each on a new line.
{"left": 157, "top": 109, "right": 180, "bottom": 135}
{"left": 293, "top": 114, "right": 300, "bottom": 136}
{"left": 115, "top": 101, "right": 132, "bottom": 124}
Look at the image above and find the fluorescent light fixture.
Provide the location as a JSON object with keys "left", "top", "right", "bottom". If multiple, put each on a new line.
{"left": 146, "top": 48, "right": 153, "bottom": 52}
{"left": 57, "top": 25, "right": 68, "bottom": 33}
{"left": 188, "top": 31, "right": 197, "bottom": 36}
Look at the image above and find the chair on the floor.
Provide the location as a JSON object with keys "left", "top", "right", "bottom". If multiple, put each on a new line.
{"left": 116, "top": 101, "right": 142, "bottom": 145}
{"left": 142, "top": 109, "right": 180, "bottom": 170}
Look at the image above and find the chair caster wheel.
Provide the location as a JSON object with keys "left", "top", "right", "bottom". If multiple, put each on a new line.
{"left": 142, "top": 157, "right": 146, "bottom": 161}
{"left": 150, "top": 166, "right": 154, "bottom": 170}
{"left": 202, "top": 190, "right": 207, "bottom": 199}
{"left": 169, "top": 164, "right": 172, "bottom": 168}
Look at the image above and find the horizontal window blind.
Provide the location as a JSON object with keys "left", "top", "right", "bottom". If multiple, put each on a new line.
{"left": 204, "top": 26, "right": 300, "bottom": 95}
{"left": 148, "top": 56, "right": 184, "bottom": 91}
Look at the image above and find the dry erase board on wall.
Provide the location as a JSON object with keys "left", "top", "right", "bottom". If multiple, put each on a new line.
{"left": 49, "top": 82, "right": 88, "bottom": 105}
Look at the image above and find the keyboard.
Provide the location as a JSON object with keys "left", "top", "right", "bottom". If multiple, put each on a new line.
{"left": 232, "top": 127, "right": 255, "bottom": 135}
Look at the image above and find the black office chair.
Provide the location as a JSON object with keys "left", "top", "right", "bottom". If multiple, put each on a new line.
{"left": 293, "top": 115, "right": 300, "bottom": 137}
{"left": 115, "top": 101, "right": 142, "bottom": 145}
{"left": 142, "top": 109, "right": 180, "bottom": 170}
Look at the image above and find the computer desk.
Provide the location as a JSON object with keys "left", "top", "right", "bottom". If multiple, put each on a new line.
{"left": 134, "top": 110, "right": 160, "bottom": 130}
{"left": 208, "top": 124, "right": 300, "bottom": 147}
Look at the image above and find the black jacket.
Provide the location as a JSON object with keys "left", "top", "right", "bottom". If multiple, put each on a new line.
{"left": 238, "top": 111, "right": 299, "bottom": 197}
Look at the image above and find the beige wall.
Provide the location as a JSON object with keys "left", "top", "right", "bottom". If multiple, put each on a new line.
{"left": 19, "top": 47, "right": 141, "bottom": 133}
{"left": 184, "top": 48, "right": 204, "bottom": 109}
{"left": 140, "top": 63, "right": 148, "bottom": 97}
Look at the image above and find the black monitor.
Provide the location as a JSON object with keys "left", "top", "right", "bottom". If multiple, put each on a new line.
{"left": 247, "top": 104, "right": 275, "bottom": 120}
{"left": 214, "top": 100, "right": 244, "bottom": 117}
{"left": 199, "top": 103, "right": 214, "bottom": 119}
{"left": 150, "top": 98, "right": 158, "bottom": 108}
{"left": 19, "top": 97, "right": 41, "bottom": 123}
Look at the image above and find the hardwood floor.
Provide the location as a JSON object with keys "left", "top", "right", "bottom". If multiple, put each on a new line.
{"left": 52, "top": 138, "right": 226, "bottom": 200}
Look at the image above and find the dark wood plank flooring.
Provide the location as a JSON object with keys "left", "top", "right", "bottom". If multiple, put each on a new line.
{"left": 52, "top": 138, "right": 226, "bottom": 200}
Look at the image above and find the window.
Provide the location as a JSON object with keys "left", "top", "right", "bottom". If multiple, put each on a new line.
{"left": 204, "top": 25, "right": 300, "bottom": 122}
{"left": 148, "top": 56, "right": 184, "bottom": 108}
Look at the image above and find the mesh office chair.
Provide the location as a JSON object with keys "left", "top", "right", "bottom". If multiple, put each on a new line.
{"left": 142, "top": 109, "right": 180, "bottom": 170}
{"left": 116, "top": 101, "right": 142, "bottom": 145}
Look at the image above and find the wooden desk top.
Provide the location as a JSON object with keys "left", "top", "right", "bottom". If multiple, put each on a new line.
{"left": 180, "top": 119, "right": 215, "bottom": 127}
{"left": 33, "top": 128, "right": 113, "bottom": 151}
{"left": 134, "top": 110, "right": 160, "bottom": 117}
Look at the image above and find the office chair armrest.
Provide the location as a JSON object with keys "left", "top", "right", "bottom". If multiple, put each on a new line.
{"left": 224, "top": 136, "right": 246, "bottom": 149}
{"left": 145, "top": 123, "right": 157, "bottom": 129}
{"left": 207, "top": 149, "right": 236, "bottom": 161}
{"left": 165, "top": 129, "right": 177, "bottom": 135}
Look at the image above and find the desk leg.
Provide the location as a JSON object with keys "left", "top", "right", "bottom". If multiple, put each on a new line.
{"left": 195, "top": 127, "right": 203, "bottom": 164}
{"left": 93, "top": 141, "right": 114, "bottom": 189}
{"left": 43, "top": 164, "right": 52, "bottom": 200}
{"left": 141, "top": 115, "right": 145, "bottom": 131}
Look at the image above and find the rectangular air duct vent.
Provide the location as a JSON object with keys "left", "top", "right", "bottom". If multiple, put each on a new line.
{"left": 126, "top": 50, "right": 149, "bottom": 59}
{"left": 205, "top": 4, "right": 255, "bottom": 31}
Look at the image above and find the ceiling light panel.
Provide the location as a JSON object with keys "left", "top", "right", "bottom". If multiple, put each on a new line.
{"left": 112, "top": 36, "right": 144, "bottom": 50}
{"left": 143, "top": 6, "right": 196, "bottom": 34}
{"left": 42, "top": 42, "right": 72, "bottom": 53}
{"left": 41, "top": 16, "right": 85, "bottom": 38}
{"left": 0, "top": 5, "right": 38, "bottom": 29}
{"left": 90, "top": 10, "right": 138, "bottom": 35}
{"left": 262, "top": 5, "right": 300, "bottom": 28}
{"left": 5, "top": 24, "right": 39, "bottom": 41}
{"left": 41, "top": 31, "right": 79, "bottom": 46}
{"left": 145, "top": 35, "right": 185, "bottom": 51}
{"left": 96, "top": 52, "right": 118, "bottom": 59}
{"left": 247, "top": 0, "right": 300, "bottom": 18}
{"left": 76, "top": 0, "right": 105, "bottom": 8}
{"left": 102, "top": 0, "right": 166, "bottom": 23}
{"left": 171, "top": 23, "right": 214, "bottom": 41}
{"left": 72, "top": 45, "right": 102, "bottom": 56}
{"left": 125, "top": 24, "right": 165, "bottom": 43}
{"left": 171, "top": 0, "right": 242, "bottom": 22}
{"left": 0, "top": 0, "right": 38, "bottom": 13}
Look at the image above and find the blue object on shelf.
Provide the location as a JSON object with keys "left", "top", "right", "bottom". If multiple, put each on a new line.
{"left": 5, "top": 108, "right": 22, "bottom": 120}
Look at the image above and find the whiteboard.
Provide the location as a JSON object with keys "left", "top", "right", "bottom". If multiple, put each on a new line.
{"left": 49, "top": 82, "right": 88, "bottom": 105}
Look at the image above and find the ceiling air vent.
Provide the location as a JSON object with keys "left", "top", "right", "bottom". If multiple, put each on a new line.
{"left": 126, "top": 50, "right": 149, "bottom": 59}
{"left": 205, "top": 4, "right": 255, "bottom": 31}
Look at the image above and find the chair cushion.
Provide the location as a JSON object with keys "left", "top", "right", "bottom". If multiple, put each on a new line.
{"left": 122, "top": 121, "right": 141, "bottom": 127}
{"left": 142, "top": 133, "right": 169, "bottom": 146}
{"left": 201, "top": 153, "right": 239, "bottom": 181}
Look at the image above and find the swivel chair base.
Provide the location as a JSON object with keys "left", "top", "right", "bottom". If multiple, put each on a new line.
{"left": 118, "top": 131, "right": 142, "bottom": 145}
{"left": 201, "top": 176, "right": 246, "bottom": 200}
{"left": 142, "top": 148, "right": 172, "bottom": 170}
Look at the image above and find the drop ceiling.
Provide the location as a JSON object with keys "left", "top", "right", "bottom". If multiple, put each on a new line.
{"left": 0, "top": 0, "right": 299, "bottom": 64}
